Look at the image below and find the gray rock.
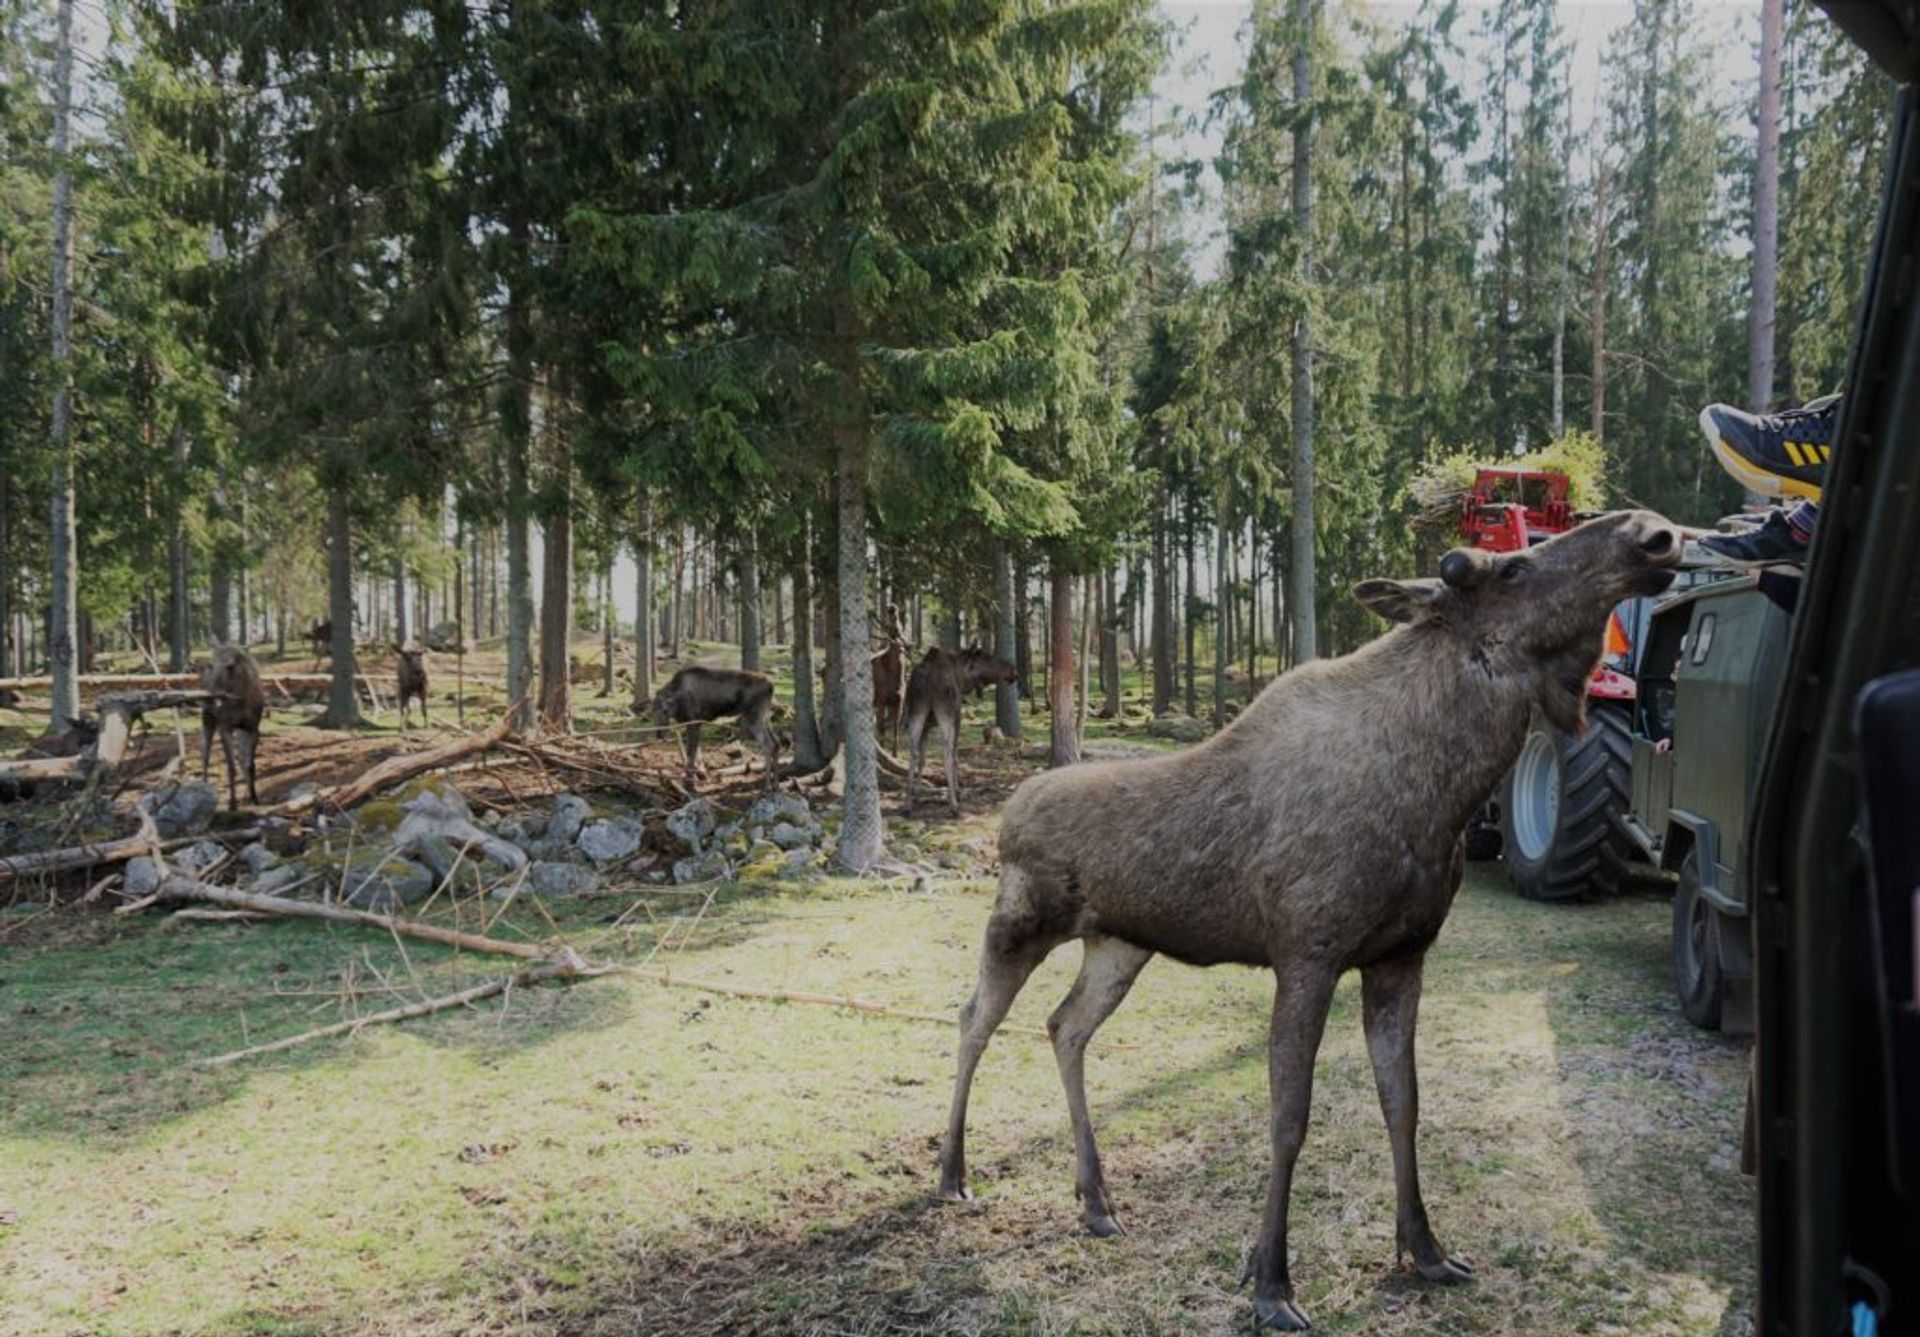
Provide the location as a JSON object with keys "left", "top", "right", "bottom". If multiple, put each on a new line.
{"left": 779, "top": 849, "right": 820, "bottom": 881}
{"left": 767, "top": 821, "right": 813, "bottom": 851}
{"left": 251, "top": 863, "right": 313, "bottom": 897}
{"left": 174, "top": 840, "right": 227, "bottom": 874}
{"left": 239, "top": 842, "right": 281, "bottom": 876}
{"left": 285, "top": 780, "right": 319, "bottom": 803}
{"left": 399, "top": 781, "right": 471, "bottom": 823}
{"left": 520, "top": 860, "right": 600, "bottom": 898}
{"left": 340, "top": 853, "right": 436, "bottom": 911}
{"left": 577, "top": 816, "right": 643, "bottom": 865}
{"left": 423, "top": 621, "right": 464, "bottom": 653}
{"left": 409, "top": 834, "right": 463, "bottom": 886}
{"left": 123, "top": 856, "right": 163, "bottom": 898}
{"left": 1146, "top": 712, "right": 1210, "bottom": 743}
{"left": 138, "top": 781, "right": 219, "bottom": 838}
{"left": 672, "top": 849, "right": 731, "bottom": 885}
{"left": 748, "top": 792, "right": 811, "bottom": 829}
{"left": 665, "top": 798, "right": 717, "bottom": 850}
{"left": 549, "top": 794, "right": 592, "bottom": 845}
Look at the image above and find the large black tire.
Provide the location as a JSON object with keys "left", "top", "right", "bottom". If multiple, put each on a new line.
{"left": 1671, "top": 852, "right": 1726, "bottom": 1030}
{"left": 1499, "top": 702, "right": 1635, "bottom": 902}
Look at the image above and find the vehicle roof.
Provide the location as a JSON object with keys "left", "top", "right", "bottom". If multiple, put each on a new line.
{"left": 1819, "top": 1, "right": 1920, "bottom": 78}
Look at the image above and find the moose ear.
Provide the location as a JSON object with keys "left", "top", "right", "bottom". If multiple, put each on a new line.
{"left": 1438, "top": 547, "right": 1495, "bottom": 589}
{"left": 1353, "top": 578, "right": 1445, "bottom": 625}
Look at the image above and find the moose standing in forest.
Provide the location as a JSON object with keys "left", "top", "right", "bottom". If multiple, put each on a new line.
{"left": 392, "top": 642, "right": 429, "bottom": 728}
{"left": 644, "top": 666, "right": 780, "bottom": 789}
{"left": 904, "top": 643, "right": 1018, "bottom": 816}
{"left": 936, "top": 512, "right": 1683, "bottom": 1332}
{"left": 201, "top": 644, "right": 266, "bottom": 810}
{"left": 871, "top": 602, "right": 911, "bottom": 754}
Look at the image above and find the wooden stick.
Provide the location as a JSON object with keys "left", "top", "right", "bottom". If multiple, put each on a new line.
{"left": 192, "top": 958, "right": 600, "bottom": 1068}
{"left": 148, "top": 874, "right": 559, "bottom": 961}
{"left": 265, "top": 719, "right": 514, "bottom": 816}
{"left": 623, "top": 967, "right": 1057, "bottom": 1041}
{"left": 0, "top": 825, "right": 265, "bottom": 883}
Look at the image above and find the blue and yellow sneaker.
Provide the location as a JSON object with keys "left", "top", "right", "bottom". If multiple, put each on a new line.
{"left": 1698, "top": 394, "right": 1838, "bottom": 501}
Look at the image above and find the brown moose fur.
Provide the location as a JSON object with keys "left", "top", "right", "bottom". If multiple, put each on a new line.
{"left": 937, "top": 510, "right": 1683, "bottom": 1332}
{"left": 645, "top": 665, "right": 779, "bottom": 788}
{"left": 904, "top": 644, "right": 1018, "bottom": 816}
{"left": 392, "top": 643, "right": 429, "bottom": 727}
{"left": 201, "top": 645, "right": 267, "bottom": 810}
{"left": 871, "top": 602, "right": 910, "bottom": 754}
{"left": 306, "top": 620, "right": 331, "bottom": 666}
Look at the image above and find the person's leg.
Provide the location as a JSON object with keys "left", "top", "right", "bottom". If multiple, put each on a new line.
{"left": 1698, "top": 396, "right": 1836, "bottom": 503}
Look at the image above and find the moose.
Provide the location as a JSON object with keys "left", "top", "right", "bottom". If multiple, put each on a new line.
{"left": 201, "top": 644, "right": 266, "bottom": 810}
{"left": 904, "top": 643, "right": 1018, "bottom": 816}
{"left": 305, "top": 619, "right": 332, "bottom": 666}
{"left": 936, "top": 511, "right": 1683, "bottom": 1331}
{"left": 392, "top": 642, "right": 429, "bottom": 728}
{"left": 644, "top": 665, "right": 780, "bottom": 789}
{"left": 871, "top": 602, "right": 911, "bottom": 754}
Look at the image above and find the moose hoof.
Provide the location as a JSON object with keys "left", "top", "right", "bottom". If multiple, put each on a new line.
{"left": 1084, "top": 1212, "right": 1126, "bottom": 1239}
{"left": 1416, "top": 1256, "right": 1475, "bottom": 1285}
{"left": 1253, "top": 1295, "right": 1311, "bottom": 1331}
{"left": 935, "top": 1180, "right": 972, "bottom": 1204}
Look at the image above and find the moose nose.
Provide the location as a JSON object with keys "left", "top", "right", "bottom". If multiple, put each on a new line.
{"left": 1639, "top": 527, "right": 1677, "bottom": 557}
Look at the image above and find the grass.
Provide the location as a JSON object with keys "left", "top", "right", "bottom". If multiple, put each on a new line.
{"left": 0, "top": 854, "right": 1754, "bottom": 1336}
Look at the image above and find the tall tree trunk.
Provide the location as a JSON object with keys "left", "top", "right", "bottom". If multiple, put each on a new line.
{"left": 1247, "top": 522, "right": 1260, "bottom": 691}
{"left": 773, "top": 572, "right": 786, "bottom": 646}
{"left": 669, "top": 526, "right": 685, "bottom": 659}
{"left": 1288, "top": 0, "right": 1318, "bottom": 665}
{"left": 453, "top": 515, "right": 466, "bottom": 726}
{"left": 633, "top": 487, "right": 655, "bottom": 705}
{"left": 46, "top": 0, "right": 79, "bottom": 726}
{"left": 502, "top": 260, "right": 535, "bottom": 731}
{"left": 994, "top": 545, "right": 1022, "bottom": 739}
{"left": 168, "top": 423, "right": 190, "bottom": 671}
{"left": 1212, "top": 512, "right": 1229, "bottom": 727}
{"left": 601, "top": 565, "right": 616, "bottom": 697}
{"left": 1014, "top": 558, "right": 1033, "bottom": 706}
{"left": 820, "top": 566, "right": 843, "bottom": 757}
{"left": 536, "top": 399, "right": 572, "bottom": 735}
{"left": 1591, "top": 161, "right": 1609, "bottom": 444}
{"left": 1151, "top": 483, "right": 1173, "bottom": 714}
{"left": 210, "top": 553, "right": 232, "bottom": 647}
{"left": 1552, "top": 96, "right": 1572, "bottom": 439}
{"left": 1077, "top": 573, "right": 1093, "bottom": 740}
{"left": 1048, "top": 559, "right": 1078, "bottom": 766}
{"left": 1099, "top": 565, "right": 1120, "bottom": 718}
{"left": 833, "top": 350, "right": 885, "bottom": 872}
{"left": 321, "top": 479, "right": 360, "bottom": 728}
{"left": 1749, "top": 0, "right": 1783, "bottom": 413}
{"left": 790, "top": 514, "right": 824, "bottom": 769}
{"left": 391, "top": 551, "right": 407, "bottom": 647}
{"left": 1182, "top": 492, "right": 1197, "bottom": 717}
{"left": 739, "top": 529, "right": 761, "bottom": 671}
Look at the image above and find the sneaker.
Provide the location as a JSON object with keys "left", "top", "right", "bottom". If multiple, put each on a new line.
{"left": 1698, "top": 395, "right": 1838, "bottom": 501}
{"left": 1695, "top": 509, "right": 1810, "bottom": 568}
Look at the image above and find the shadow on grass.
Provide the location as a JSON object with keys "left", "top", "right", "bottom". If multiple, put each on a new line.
{"left": 0, "top": 877, "right": 801, "bottom": 1144}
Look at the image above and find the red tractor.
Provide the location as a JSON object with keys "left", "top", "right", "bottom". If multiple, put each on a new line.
{"left": 1458, "top": 467, "right": 1644, "bottom": 898}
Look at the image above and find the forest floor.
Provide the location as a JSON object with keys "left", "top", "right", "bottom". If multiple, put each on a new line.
{"left": 1, "top": 650, "right": 1753, "bottom": 1336}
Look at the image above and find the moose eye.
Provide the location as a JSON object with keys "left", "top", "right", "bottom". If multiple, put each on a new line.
{"left": 1498, "top": 561, "right": 1529, "bottom": 584}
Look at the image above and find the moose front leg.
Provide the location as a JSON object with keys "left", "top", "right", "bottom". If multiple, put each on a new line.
{"left": 1361, "top": 953, "right": 1473, "bottom": 1284}
{"left": 1248, "top": 963, "right": 1338, "bottom": 1332}
{"left": 681, "top": 722, "right": 703, "bottom": 786}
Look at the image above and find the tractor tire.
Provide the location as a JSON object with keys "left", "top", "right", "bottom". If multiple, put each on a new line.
{"left": 1499, "top": 702, "right": 1635, "bottom": 902}
{"left": 1671, "top": 852, "right": 1727, "bottom": 1030}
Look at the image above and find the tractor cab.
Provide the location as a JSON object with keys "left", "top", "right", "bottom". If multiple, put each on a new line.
{"left": 1459, "top": 467, "right": 1575, "bottom": 553}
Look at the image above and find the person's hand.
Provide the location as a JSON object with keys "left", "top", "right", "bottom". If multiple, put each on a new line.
{"left": 1655, "top": 738, "right": 1672, "bottom": 755}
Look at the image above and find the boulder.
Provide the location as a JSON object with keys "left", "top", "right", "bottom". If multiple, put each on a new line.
{"left": 1146, "top": 712, "right": 1210, "bottom": 744}
{"left": 747, "top": 792, "right": 811, "bottom": 829}
{"left": 577, "top": 816, "right": 643, "bottom": 865}
{"left": 672, "top": 849, "right": 731, "bottom": 885}
{"left": 239, "top": 842, "right": 281, "bottom": 876}
{"left": 767, "top": 821, "right": 813, "bottom": 851}
{"left": 251, "top": 862, "right": 313, "bottom": 897}
{"left": 340, "top": 852, "right": 436, "bottom": 911}
{"left": 174, "top": 840, "right": 227, "bottom": 874}
{"left": 665, "top": 798, "right": 718, "bottom": 851}
{"left": 423, "top": 621, "right": 465, "bottom": 654}
{"left": 123, "top": 856, "right": 163, "bottom": 898}
{"left": 138, "top": 781, "right": 219, "bottom": 838}
{"left": 779, "top": 849, "right": 820, "bottom": 881}
{"left": 519, "top": 861, "right": 600, "bottom": 898}
{"left": 549, "top": 794, "right": 592, "bottom": 845}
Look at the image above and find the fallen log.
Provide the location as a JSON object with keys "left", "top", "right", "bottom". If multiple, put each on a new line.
{"left": 0, "top": 824, "right": 266, "bottom": 883}
{"left": 266, "top": 719, "right": 514, "bottom": 816}
{"left": 149, "top": 873, "right": 559, "bottom": 961}
{"left": 193, "top": 957, "right": 601, "bottom": 1069}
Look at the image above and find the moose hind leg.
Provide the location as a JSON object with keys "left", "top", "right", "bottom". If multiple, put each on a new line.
{"left": 938, "top": 889, "right": 1063, "bottom": 1202}
{"left": 1362, "top": 953, "right": 1472, "bottom": 1284}
{"left": 904, "top": 706, "right": 931, "bottom": 813}
{"left": 940, "top": 704, "right": 961, "bottom": 816}
{"left": 1048, "top": 936, "right": 1152, "bottom": 1236}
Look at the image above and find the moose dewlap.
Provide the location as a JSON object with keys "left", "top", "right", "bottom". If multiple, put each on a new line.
{"left": 938, "top": 509, "right": 1682, "bottom": 1332}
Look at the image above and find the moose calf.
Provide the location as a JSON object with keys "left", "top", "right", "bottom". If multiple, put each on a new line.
{"left": 937, "top": 511, "right": 1683, "bottom": 1331}
{"left": 904, "top": 644, "right": 1018, "bottom": 816}
{"left": 644, "top": 666, "right": 779, "bottom": 789}
{"left": 392, "top": 643, "right": 429, "bottom": 727}
{"left": 201, "top": 644, "right": 266, "bottom": 810}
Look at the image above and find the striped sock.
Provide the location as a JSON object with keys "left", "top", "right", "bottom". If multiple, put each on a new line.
{"left": 1785, "top": 501, "right": 1818, "bottom": 543}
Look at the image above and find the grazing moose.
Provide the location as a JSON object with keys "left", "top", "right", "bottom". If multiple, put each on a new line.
{"left": 904, "top": 643, "right": 1018, "bottom": 816}
{"left": 392, "top": 642, "right": 429, "bottom": 728}
{"left": 644, "top": 666, "right": 780, "bottom": 789}
{"left": 305, "top": 620, "right": 332, "bottom": 666}
{"left": 201, "top": 644, "right": 267, "bottom": 810}
{"left": 872, "top": 602, "right": 910, "bottom": 754}
{"left": 936, "top": 511, "right": 1683, "bottom": 1331}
